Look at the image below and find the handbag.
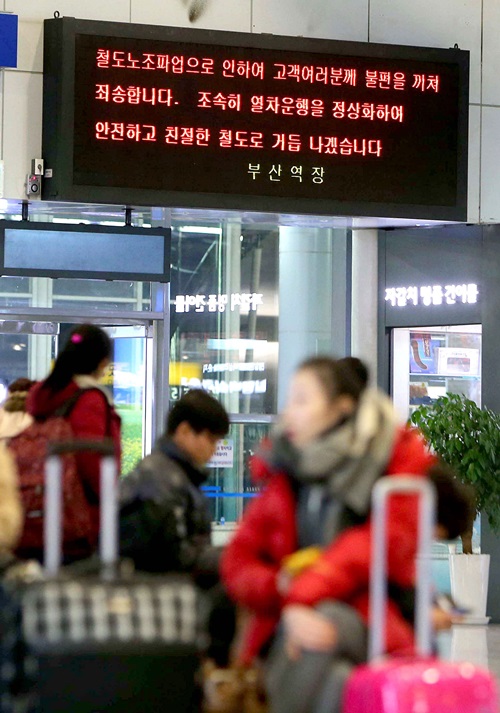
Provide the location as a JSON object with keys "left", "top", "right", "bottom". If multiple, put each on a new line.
{"left": 203, "top": 660, "right": 268, "bottom": 713}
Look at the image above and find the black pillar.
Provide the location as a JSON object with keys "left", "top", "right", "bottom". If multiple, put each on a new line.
{"left": 481, "top": 225, "right": 500, "bottom": 622}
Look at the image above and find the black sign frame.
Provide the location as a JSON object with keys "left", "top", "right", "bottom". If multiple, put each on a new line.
{"left": 42, "top": 17, "right": 470, "bottom": 220}
{"left": 380, "top": 225, "right": 482, "bottom": 328}
{"left": 0, "top": 220, "right": 171, "bottom": 282}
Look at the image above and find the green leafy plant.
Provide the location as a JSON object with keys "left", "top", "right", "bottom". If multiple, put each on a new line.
{"left": 116, "top": 405, "right": 143, "bottom": 476}
{"left": 410, "top": 393, "right": 500, "bottom": 553}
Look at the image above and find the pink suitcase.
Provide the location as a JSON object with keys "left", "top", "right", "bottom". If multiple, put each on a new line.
{"left": 342, "top": 476, "right": 499, "bottom": 713}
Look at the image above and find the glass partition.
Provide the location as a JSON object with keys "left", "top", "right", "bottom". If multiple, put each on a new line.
{"left": 169, "top": 218, "right": 279, "bottom": 416}
{"left": 0, "top": 275, "right": 152, "bottom": 312}
{"left": 52, "top": 279, "right": 152, "bottom": 312}
{"left": 0, "top": 206, "right": 341, "bottom": 526}
{"left": 0, "top": 320, "right": 152, "bottom": 476}
{"left": 203, "top": 418, "right": 274, "bottom": 524}
{"left": 169, "top": 216, "right": 279, "bottom": 523}
{"left": 100, "top": 325, "right": 151, "bottom": 475}
{"left": 0, "top": 276, "right": 31, "bottom": 308}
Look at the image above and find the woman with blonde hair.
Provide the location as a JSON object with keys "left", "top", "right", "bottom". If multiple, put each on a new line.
{"left": 0, "top": 378, "right": 35, "bottom": 443}
{"left": 0, "top": 444, "right": 23, "bottom": 555}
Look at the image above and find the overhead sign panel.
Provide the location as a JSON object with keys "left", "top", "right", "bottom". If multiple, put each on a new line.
{"left": 0, "top": 221, "right": 171, "bottom": 282}
{"left": 42, "top": 17, "right": 469, "bottom": 220}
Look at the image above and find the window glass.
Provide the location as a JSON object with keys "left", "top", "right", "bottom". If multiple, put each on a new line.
{"left": 0, "top": 275, "right": 151, "bottom": 312}
{"left": 52, "top": 279, "right": 151, "bottom": 311}
{"left": 204, "top": 421, "right": 272, "bottom": 524}
{"left": 0, "top": 276, "right": 31, "bottom": 307}
{"left": 53, "top": 280, "right": 138, "bottom": 298}
{"left": 169, "top": 220, "right": 279, "bottom": 416}
{"left": 169, "top": 218, "right": 279, "bottom": 525}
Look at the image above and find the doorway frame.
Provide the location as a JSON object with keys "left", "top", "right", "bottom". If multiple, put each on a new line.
{"left": 0, "top": 281, "right": 171, "bottom": 448}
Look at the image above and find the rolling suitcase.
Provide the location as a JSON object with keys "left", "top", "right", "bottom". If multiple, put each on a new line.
{"left": 342, "top": 476, "right": 499, "bottom": 713}
{"left": 20, "top": 439, "right": 206, "bottom": 713}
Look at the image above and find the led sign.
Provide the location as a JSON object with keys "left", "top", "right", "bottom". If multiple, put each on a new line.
{"left": 42, "top": 17, "right": 469, "bottom": 220}
{"left": 175, "top": 291, "right": 264, "bottom": 313}
{"left": 385, "top": 283, "right": 479, "bottom": 308}
{"left": 180, "top": 375, "right": 267, "bottom": 396}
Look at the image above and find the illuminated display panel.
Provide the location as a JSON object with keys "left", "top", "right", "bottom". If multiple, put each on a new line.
{"left": 42, "top": 18, "right": 469, "bottom": 219}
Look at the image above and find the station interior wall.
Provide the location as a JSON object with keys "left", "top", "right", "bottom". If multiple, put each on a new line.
{"left": 2, "top": 0, "right": 499, "bottom": 224}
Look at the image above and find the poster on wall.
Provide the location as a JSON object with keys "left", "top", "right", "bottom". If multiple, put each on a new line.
{"left": 207, "top": 438, "right": 234, "bottom": 468}
{"left": 436, "top": 347, "right": 480, "bottom": 376}
{"left": 409, "top": 333, "right": 440, "bottom": 374}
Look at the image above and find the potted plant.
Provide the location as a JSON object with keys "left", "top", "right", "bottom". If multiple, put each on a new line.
{"left": 410, "top": 393, "right": 500, "bottom": 621}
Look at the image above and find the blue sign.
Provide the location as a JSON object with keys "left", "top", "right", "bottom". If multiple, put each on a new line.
{"left": 0, "top": 14, "right": 17, "bottom": 68}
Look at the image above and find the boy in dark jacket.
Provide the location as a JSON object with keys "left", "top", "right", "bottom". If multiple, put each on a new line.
{"left": 119, "top": 389, "right": 229, "bottom": 580}
{"left": 119, "top": 389, "right": 234, "bottom": 668}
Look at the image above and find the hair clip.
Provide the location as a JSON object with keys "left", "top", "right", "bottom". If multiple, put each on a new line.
{"left": 71, "top": 333, "right": 83, "bottom": 344}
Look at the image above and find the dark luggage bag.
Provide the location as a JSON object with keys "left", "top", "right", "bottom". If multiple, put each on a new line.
{"left": 20, "top": 440, "right": 206, "bottom": 713}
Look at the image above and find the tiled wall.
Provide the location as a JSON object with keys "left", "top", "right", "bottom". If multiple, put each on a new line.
{"left": 4, "top": 0, "right": 500, "bottom": 222}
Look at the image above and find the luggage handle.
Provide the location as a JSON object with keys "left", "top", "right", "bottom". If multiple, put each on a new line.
{"left": 44, "top": 438, "right": 118, "bottom": 576}
{"left": 369, "top": 476, "right": 436, "bottom": 662}
{"left": 47, "top": 439, "right": 115, "bottom": 456}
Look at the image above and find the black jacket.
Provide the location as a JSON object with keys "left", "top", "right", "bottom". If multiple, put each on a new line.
{"left": 119, "top": 437, "right": 220, "bottom": 584}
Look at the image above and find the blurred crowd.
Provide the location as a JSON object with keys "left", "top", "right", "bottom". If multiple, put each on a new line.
{"left": 0, "top": 325, "right": 475, "bottom": 713}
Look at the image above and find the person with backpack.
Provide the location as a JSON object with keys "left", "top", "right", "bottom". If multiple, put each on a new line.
{"left": 24, "top": 324, "right": 121, "bottom": 561}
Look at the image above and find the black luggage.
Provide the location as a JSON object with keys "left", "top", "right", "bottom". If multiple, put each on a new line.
{"left": 20, "top": 440, "right": 205, "bottom": 713}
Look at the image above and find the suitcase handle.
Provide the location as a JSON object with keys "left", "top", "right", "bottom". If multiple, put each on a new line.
{"left": 47, "top": 438, "right": 115, "bottom": 456}
{"left": 44, "top": 439, "right": 118, "bottom": 575}
{"left": 369, "top": 476, "right": 436, "bottom": 661}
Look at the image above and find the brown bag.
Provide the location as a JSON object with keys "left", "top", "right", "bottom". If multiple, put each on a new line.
{"left": 202, "top": 660, "right": 268, "bottom": 713}
{"left": 242, "top": 666, "right": 268, "bottom": 713}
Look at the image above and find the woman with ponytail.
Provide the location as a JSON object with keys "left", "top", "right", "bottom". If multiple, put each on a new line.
{"left": 27, "top": 324, "right": 121, "bottom": 552}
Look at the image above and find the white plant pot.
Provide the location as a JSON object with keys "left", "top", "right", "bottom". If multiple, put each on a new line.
{"left": 449, "top": 553, "right": 490, "bottom": 624}
{"left": 451, "top": 626, "right": 489, "bottom": 667}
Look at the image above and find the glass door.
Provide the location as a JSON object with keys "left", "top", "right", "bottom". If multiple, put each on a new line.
{"left": 391, "top": 324, "right": 482, "bottom": 563}
{"left": 0, "top": 319, "right": 59, "bottom": 394}
{"left": 0, "top": 319, "right": 153, "bottom": 475}
{"left": 102, "top": 325, "right": 153, "bottom": 474}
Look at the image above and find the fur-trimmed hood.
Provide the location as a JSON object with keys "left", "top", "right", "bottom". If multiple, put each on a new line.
{"left": 254, "top": 388, "right": 399, "bottom": 516}
{"left": 0, "top": 409, "right": 33, "bottom": 440}
{"left": 0, "top": 444, "right": 23, "bottom": 551}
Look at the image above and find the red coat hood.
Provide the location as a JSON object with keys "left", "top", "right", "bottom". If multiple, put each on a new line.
{"left": 26, "top": 380, "right": 79, "bottom": 419}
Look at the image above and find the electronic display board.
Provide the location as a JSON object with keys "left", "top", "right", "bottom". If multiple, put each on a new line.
{"left": 0, "top": 221, "right": 171, "bottom": 282}
{"left": 42, "top": 17, "right": 469, "bottom": 220}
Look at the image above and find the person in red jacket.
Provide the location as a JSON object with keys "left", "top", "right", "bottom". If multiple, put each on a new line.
{"left": 221, "top": 356, "right": 434, "bottom": 713}
{"left": 27, "top": 324, "right": 121, "bottom": 556}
